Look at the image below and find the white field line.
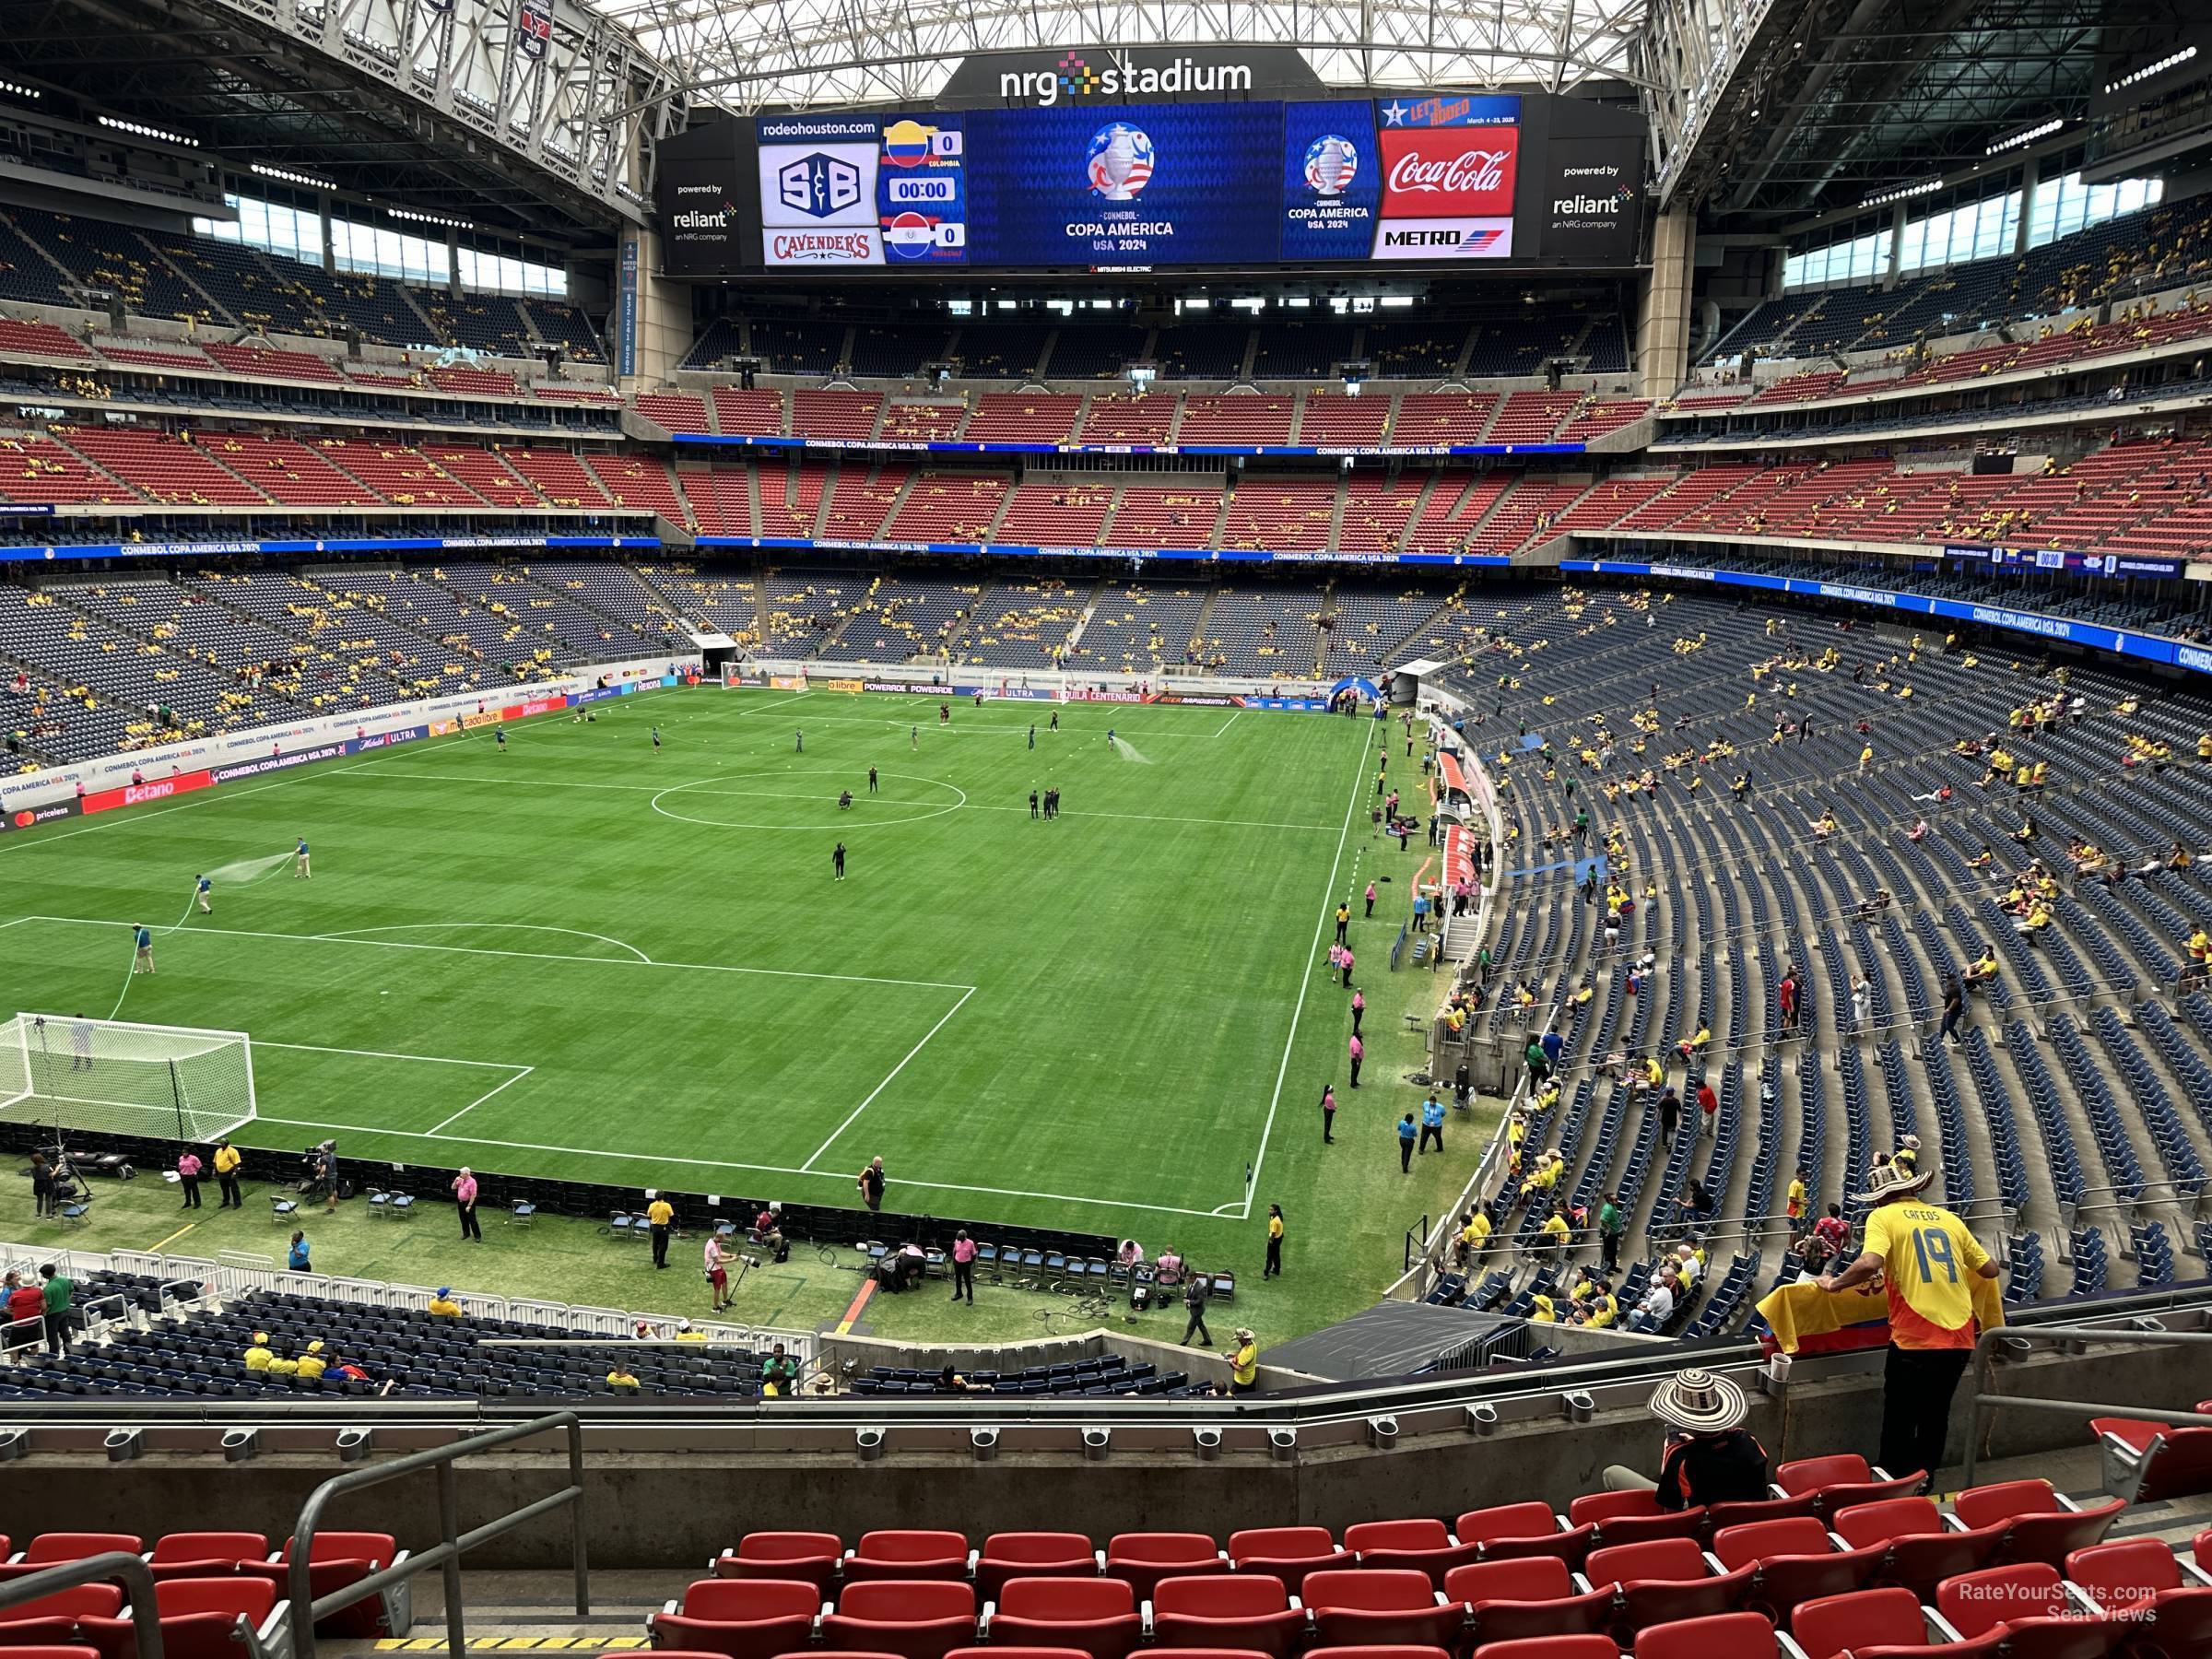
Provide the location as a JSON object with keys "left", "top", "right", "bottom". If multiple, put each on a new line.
{"left": 1240, "top": 719, "right": 1376, "bottom": 1220}
{"left": 320, "top": 768, "right": 1333, "bottom": 832}
{"left": 426, "top": 1065, "right": 536, "bottom": 1135}
{"left": 216, "top": 1112, "right": 1229, "bottom": 1220}
{"left": 800, "top": 985, "right": 977, "bottom": 1171}
{"left": 13, "top": 915, "right": 975, "bottom": 994}
{"left": 259, "top": 1040, "right": 524, "bottom": 1068}
{"left": 1213, "top": 712, "right": 1244, "bottom": 738}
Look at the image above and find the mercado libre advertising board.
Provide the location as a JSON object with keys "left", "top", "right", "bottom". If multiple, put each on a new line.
{"left": 656, "top": 92, "right": 1645, "bottom": 274}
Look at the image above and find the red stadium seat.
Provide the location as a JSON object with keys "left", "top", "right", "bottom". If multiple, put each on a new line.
{"left": 1469, "top": 1638, "right": 1618, "bottom": 1659}
{"left": 1704, "top": 1496, "right": 1820, "bottom": 1533}
{"left": 1947, "top": 1485, "right": 2124, "bottom": 1570}
{"left": 1584, "top": 1538, "right": 1753, "bottom": 1632}
{"left": 986, "top": 1576, "right": 1143, "bottom": 1659}
{"left": 1935, "top": 1564, "right": 2119, "bottom": 1659}
{"left": 1832, "top": 1500, "right": 2006, "bottom": 1601}
{"left": 279, "top": 1533, "right": 394, "bottom": 1566}
{"left": 1151, "top": 1573, "right": 1308, "bottom": 1659}
{"left": 1566, "top": 1494, "right": 1706, "bottom": 1547}
{"left": 20, "top": 1538, "right": 146, "bottom": 1565}
{"left": 0, "top": 1588, "right": 124, "bottom": 1621}
{"left": 1344, "top": 1522, "right": 1481, "bottom": 1587}
{"left": 716, "top": 1535, "right": 844, "bottom": 1595}
{"left": 1775, "top": 1458, "right": 1927, "bottom": 1521}
{"left": 1228, "top": 1530, "right": 1353, "bottom": 1594}
{"left": 1448, "top": 1559, "right": 1616, "bottom": 1646}
{"left": 243, "top": 1537, "right": 401, "bottom": 1640}
{"left": 1147, "top": 1650, "right": 1278, "bottom": 1659}
{"left": 1303, "top": 1645, "right": 1455, "bottom": 1659}
{"left": 1710, "top": 1519, "right": 1884, "bottom": 1618}
{"left": 650, "top": 1579, "right": 820, "bottom": 1659}
{"left": 1106, "top": 1536, "right": 1228, "bottom": 1600}
{"left": 1302, "top": 1570, "right": 1465, "bottom": 1652}
{"left": 145, "top": 1535, "right": 265, "bottom": 1583}
{"left": 1789, "top": 1587, "right": 1927, "bottom": 1659}
{"left": 0, "top": 1539, "right": 146, "bottom": 1584}
{"left": 1853, "top": 1635, "right": 2007, "bottom": 1659}
{"left": 150, "top": 1582, "right": 276, "bottom": 1622}
{"left": 2088, "top": 1408, "right": 2212, "bottom": 1504}
{"left": 844, "top": 1535, "right": 970, "bottom": 1584}
{"left": 1454, "top": 1507, "right": 1593, "bottom": 1570}
{"left": 820, "top": 1581, "right": 978, "bottom": 1659}
{"left": 70, "top": 1578, "right": 285, "bottom": 1659}
{"left": 2065, "top": 1539, "right": 2189, "bottom": 1611}
{"left": 0, "top": 1623, "right": 87, "bottom": 1652}
{"left": 1631, "top": 1610, "right": 1777, "bottom": 1659}
{"left": 0, "top": 1649, "right": 96, "bottom": 1659}
{"left": 946, "top": 1649, "right": 1090, "bottom": 1659}
{"left": 976, "top": 1535, "right": 1098, "bottom": 1599}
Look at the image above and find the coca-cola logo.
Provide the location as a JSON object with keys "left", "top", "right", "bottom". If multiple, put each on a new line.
{"left": 1379, "top": 126, "right": 1517, "bottom": 217}
{"left": 1387, "top": 148, "right": 1510, "bottom": 194}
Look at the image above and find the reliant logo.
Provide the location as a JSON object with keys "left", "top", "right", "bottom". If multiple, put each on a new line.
{"left": 672, "top": 207, "right": 733, "bottom": 230}
{"left": 1553, "top": 194, "right": 1623, "bottom": 216}
{"left": 999, "top": 51, "right": 1254, "bottom": 106}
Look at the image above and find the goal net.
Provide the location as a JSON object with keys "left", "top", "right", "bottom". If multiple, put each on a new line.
{"left": 0, "top": 1013, "right": 256, "bottom": 1145}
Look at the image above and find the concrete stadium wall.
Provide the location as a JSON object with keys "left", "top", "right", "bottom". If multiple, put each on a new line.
{"left": 5, "top": 1336, "right": 2191, "bottom": 1566}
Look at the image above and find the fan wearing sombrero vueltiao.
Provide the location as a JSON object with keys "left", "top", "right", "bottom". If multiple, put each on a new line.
{"left": 1599, "top": 1368, "right": 1771, "bottom": 1509}
{"left": 1817, "top": 1154, "right": 2001, "bottom": 1494}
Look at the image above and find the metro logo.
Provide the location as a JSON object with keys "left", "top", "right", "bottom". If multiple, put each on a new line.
{"left": 1377, "top": 126, "right": 1517, "bottom": 217}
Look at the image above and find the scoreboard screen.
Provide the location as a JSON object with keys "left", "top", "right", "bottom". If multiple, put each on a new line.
{"left": 656, "top": 91, "right": 1644, "bottom": 275}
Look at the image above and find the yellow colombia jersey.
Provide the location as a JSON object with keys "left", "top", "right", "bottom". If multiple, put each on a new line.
{"left": 1863, "top": 1199, "right": 1991, "bottom": 1348}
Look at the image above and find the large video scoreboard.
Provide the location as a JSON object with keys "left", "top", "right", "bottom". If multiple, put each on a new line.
{"left": 657, "top": 91, "right": 1645, "bottom": 276}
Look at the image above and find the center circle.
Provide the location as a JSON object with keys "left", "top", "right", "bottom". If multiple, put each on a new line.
{"left": 649, "top": 769, "right": 968, "bottom": 832}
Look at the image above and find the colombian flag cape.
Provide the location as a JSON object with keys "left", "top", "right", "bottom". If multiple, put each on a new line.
{"left": 1755, "top": 1277, "right": 2006, "bottom": 1357}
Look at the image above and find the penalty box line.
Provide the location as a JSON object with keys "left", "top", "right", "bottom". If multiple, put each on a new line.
{"left": 15, "top": 914, "right": 977, "bottom": 994}
{"left": 253, "top": 1040, "right": 536, "bottom": 1138}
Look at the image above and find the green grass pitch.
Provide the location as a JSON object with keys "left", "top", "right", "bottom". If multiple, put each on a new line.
{"left": 0, "top": 688, "right": 1486, "bottom": 1333}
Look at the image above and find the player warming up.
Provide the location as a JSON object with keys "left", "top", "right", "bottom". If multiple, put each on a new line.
{"left": 832, "top": 841, "right": 848, "bottom": 881}
{"left": 294, "top": 837, "right": 311, "bottom": 879}
{"left": 495, "top": 725, "right": 507, "bottom": 751}
{"left": 795, "top": 728, "right": 804, "bottom": 753}
{"left": 194, "top": 874, "right": 212, "bottom": 914}
{"left": 652, "top": 725, "right": 663, "bottom": 753}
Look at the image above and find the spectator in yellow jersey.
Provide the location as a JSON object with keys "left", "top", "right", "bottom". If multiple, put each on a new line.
{"left": 243, "top": 1331, "right": 274, "bottom": 1371}
{"left": 1229, "top": 1328, "right": 1260, "bottom": 1394}
{"left": 427, "top": 1287, "right": 463, "bottom": 1318}
{"left": 1818, "top": 1159, "right": 1998, "bottom": 1489}
{"left": 296, "top": 1340, "right": 326, "bottom": 1380}
{"left": 607, "top": 1361, "right": 641, "bottom": 1391}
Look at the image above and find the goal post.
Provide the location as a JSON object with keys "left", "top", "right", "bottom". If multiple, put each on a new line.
{"left": 0, "top": 1013, "right": 256, "bottom": 1146}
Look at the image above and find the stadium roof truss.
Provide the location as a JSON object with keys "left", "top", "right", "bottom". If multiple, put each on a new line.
{"left": 253, "top": 0, "right": 684, "bottom": 218}
{"left": 599, "top": 0, "right": 1654, "bottom": 113}
{"left": 2, "top": 0, "right": 687, "bottom": 226}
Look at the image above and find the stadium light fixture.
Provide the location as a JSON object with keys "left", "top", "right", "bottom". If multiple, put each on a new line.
{"left": 1860, "top": 178, "right": 1944, "bottom": 208}
{"left": 2107, "top": 45, "right": 2197, "bottom": 94}
{"left": 98, "top": 113, "right": 195, "bottom": 146}
{"left": 253, "top": 160, "right": 336, "bottom": 191}
{"left": 1987, "top": 118, "right": 2063, "bottom": 155}
{"left": 0, "top": 79, "right": 41, "bottom": 100}
{"left": 385, "top": 206, "right": 475, "bottom": 230}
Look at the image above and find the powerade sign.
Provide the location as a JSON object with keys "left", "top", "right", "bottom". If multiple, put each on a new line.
{"left": 1562, "top": 559, "right": 2212, "bottom": 678}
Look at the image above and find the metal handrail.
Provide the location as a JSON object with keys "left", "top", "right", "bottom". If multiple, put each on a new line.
{"left": 0, "top": 1553, "right": 163, "bottom": 1659}
{"left": 1959, "top": 1322, "right": 2212, "bottom": 1485}
{"left": 289, "top": 1411, "right": 589, "bottom": 1659}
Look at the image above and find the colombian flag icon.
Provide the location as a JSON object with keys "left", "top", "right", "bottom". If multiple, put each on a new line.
{"left": 883, "top": 119, "right": 935, "bottom": 168}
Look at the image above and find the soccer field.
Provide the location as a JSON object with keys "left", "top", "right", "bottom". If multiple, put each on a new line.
{"left": 0, "top": 688, "right": 1448, "bottom": 1250}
